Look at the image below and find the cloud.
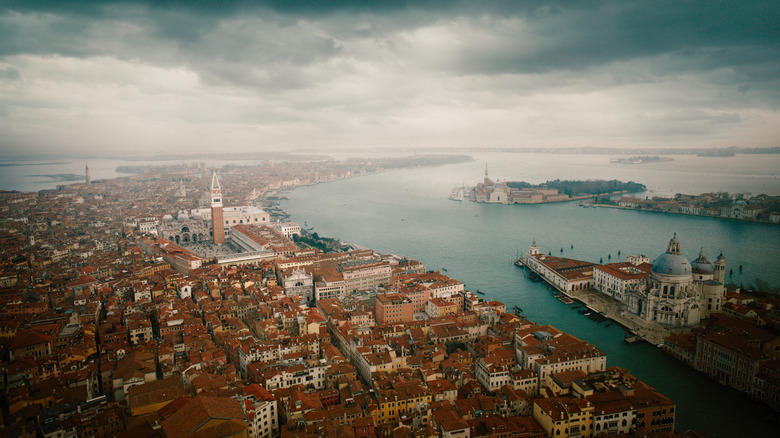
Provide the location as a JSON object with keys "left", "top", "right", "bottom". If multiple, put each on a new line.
{"left": 0, "top": 0, "right": 778, "bottom": 155}
{"left": 0, "top": 66, "right": 20, "bottom": 81}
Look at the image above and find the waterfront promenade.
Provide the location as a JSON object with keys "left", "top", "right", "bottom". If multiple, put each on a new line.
{"left": 566, "top": 288, "right": 671, "bottom": 345}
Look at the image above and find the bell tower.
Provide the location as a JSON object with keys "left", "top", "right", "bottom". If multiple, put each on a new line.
{"left": 85, "top": 164, "right": 91, "bottom": 184}
{"left": 210, "top": 171, "right": 225, "bottom": 245}
{"left": 714, "top": 252, "right": 726, "bottom": 284}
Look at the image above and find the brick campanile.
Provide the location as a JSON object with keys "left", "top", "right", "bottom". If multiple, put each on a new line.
{"left": 210, "top": 171, "right": 225, "bottom": 244}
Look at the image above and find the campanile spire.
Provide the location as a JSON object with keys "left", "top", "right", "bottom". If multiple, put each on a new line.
{"left": 210, "top": 171, "right": 225, "bottom": 244}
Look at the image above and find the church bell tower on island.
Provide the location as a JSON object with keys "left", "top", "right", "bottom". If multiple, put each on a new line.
{"left": 210, "top": 171, "right": 225, "bottom": 245}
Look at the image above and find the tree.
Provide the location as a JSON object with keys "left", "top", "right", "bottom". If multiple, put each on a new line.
{"left": 445, "top": 340, "right": 467, "bottom": 354}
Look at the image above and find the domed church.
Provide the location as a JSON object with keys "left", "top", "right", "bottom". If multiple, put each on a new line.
{"left": 625, "top": 234, "right": 726, "bottom": 328}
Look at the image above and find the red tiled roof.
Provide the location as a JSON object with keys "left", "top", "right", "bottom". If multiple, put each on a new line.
{"left": 161, "top": 395, "right": 246, "bottom": 438}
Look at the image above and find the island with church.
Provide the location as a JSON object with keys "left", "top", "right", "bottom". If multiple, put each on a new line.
{"left": 450, "top": 165, "right": 646, "bottom": 204}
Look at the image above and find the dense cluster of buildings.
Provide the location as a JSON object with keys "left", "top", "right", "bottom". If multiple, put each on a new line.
{"left": 0, "top": 162, "right": 701, "bottom": 438}
{"left": 615, "top": 193, "right": 780, "bottom": 223}
{"left": 663, "top": 303, "right": 780, "bottom": 411}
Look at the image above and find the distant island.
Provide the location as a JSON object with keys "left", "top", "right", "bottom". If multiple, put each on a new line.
{"left": 696, "top": 149, "right": 737, "bottom": 157}
{"left": 451, "top": 168, "right": 646, "bottom": 204}
{"left": 610, "top": 155, "right": 673, "bottom": 164}
{"left": 432, "top": 145, "right": 780, "bottom": 155}
{"left": 592, "top": 192, "right": 780, "bottom": 224}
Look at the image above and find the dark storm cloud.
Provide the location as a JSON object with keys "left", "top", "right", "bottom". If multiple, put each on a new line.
{"left": 448, "top": 2, "right": 779, "bottom": 78}
{"left": 0, "top": 0, "right": 777, "bottom": 154}
{"left": 2, "top": 1, "right": 777, "bottom": 84}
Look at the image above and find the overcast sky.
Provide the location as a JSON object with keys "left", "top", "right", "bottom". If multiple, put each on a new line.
{"left": 0, "top": 0, "right": 778, "bottom": 156}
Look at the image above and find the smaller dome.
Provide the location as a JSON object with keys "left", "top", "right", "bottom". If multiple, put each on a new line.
{"left": 191, "top": 211, "right": 203, "bottom": 220}
{"left": 177, "top": 211, "right": 189, "bottom": 221}
{"left": 691, "top": 261, "right": 713, "bottom": 275}
{"left": 162, "top": 214, "right": 174, "bottom": 223}
{"left": 691, "top": 248, "right": 714, "bottom": 275}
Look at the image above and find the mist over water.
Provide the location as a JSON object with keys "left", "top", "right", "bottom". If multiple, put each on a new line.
{"left": 282, "top": 153, "right": 780, "bottom": 436}
{"left": 0, "top": 158, "right": 270, "bottom": 192}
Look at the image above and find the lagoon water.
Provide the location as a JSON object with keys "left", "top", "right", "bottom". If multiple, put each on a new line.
{"left": 281, "top": 153, "right": 780, "bottom": 437}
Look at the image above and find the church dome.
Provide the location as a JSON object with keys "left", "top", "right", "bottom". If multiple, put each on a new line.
{"left": 651, "top": 234, "right": 692, "bottom": 277}
{"left": 162, "top": 214, "right": 174, "bottom": 223}
{"left": 177, "top": 211, "right": 189, "bottom": 222}
{"left": 653, "top": 254, "right": 692, "bottom": 277}
{"left": 691, "top": 248, "right": 714, "bottom": 275}
{"left": 191, "top": 211, "right": 203, "bottom": 220}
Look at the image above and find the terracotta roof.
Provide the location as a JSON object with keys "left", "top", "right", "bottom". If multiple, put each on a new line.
{"left": 595, "top": 262, "right": 652, "bottom": 280}
{"left": 188, "top": 419, "right": 247, "bottom": 438}
{"left": 10, "top": 328, "right": 50, "bottom": 350}
{"left": 128, "top": 375, "right": 184, "bottom": 411}
{"left": 161, "top": 395, "right": 246, "bottom": 438}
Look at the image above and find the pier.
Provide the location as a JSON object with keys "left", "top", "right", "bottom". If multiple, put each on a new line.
{"left": 518, "top": 256, "right": 671, "bottom": 345}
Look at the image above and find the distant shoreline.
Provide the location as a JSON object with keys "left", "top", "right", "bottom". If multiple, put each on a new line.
{"left": 0, "top": 146, "right": 778, "bottom": 163}
{"left": 0, "top": 161, "right": 71, "bottom": 167}
{"left": 588, "top": 202, "right": 780, "bottom": 226}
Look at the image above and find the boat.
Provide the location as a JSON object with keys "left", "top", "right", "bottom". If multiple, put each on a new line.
{"left": 624, "top": 333, "right": 640, "bottom": 344}
{"left": 476, "top": 289, "right": 485, "bottom": 295}
{"left": 514, "top": 258, "right": 524, "bottom": 267}
{"left": 557, "top": 295, "right": 574, "bottom": 304}
{"left": 513, "top": 305, "right": 523, "bottom": 312}
{"left": 604, "top": 322, "right": 612, "bottom": 327}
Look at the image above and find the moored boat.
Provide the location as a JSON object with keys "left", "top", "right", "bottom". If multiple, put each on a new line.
{"left": 557, "top": 295, "right": 574, "bottom": 304}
